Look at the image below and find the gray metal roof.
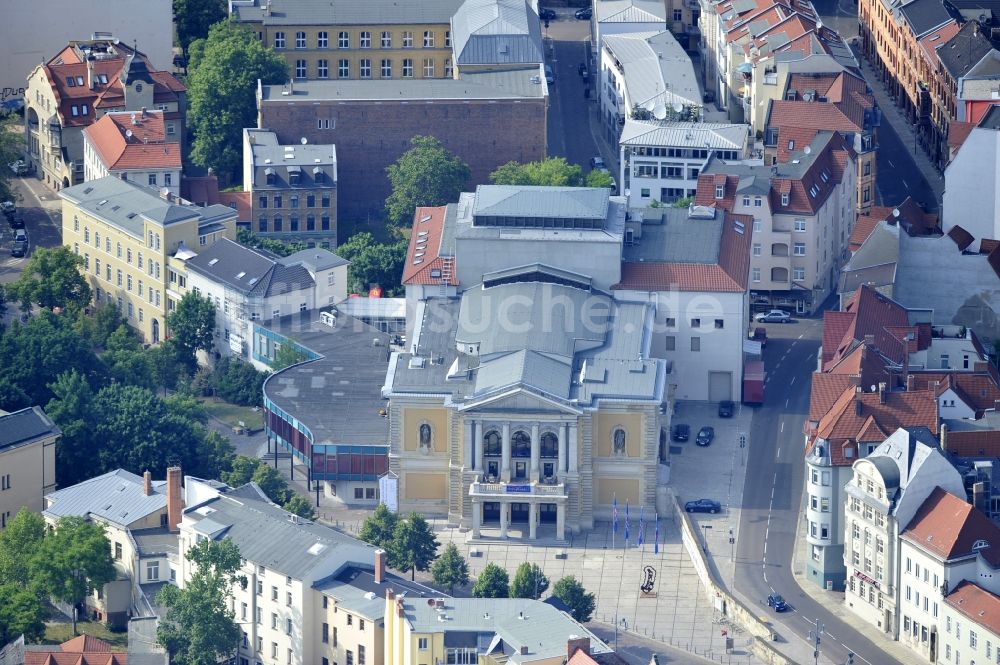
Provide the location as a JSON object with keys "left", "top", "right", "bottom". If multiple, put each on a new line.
{"left": 281, "top": 247, "right": 349, "bottom": 272}
{"left": 602, "top": 31, "right": 701, "bottom": 110}
{"left": 898, "top": 0, "right": 957, "bottom": 37}
{"left": 0, "top": 406, "right": 60, "bottom": 454}
{"left": 184, "top": 483, "right": 377, "bottom": 580}
{"left": 247, "top": 129, "right": 337, "bottom": 191}
{"left": 184, "top": 238, "right": 319, "bottom": 298}
{"left": 453, "top": 191, "right": 627, "bottom": 243}
{"left": 259, "top": 67, "right": 547, "bottom": 101}
{"left": 131, "top": 527, "right": 178, "bottom": 557}
{"left": 620, "top": 119, "right": 749, "bottom": 149}
{"left": 313, "top": 567, "right": 438, "bottom": 619}
{"left": 44, "top": 469, "right": 167, "bottom": 527}
{"left": 936, "top": 21, "right": 996, "bottom": 80}
{"left": 232, "top": 0, "right": 465, "bottom": 25}
{"left": 595, "top": 0, "right": 667, "bottom": 22}
{"left": 451, "top": 0, "right": 544, "bottom": 65}
{"left": 472, "top": 185, "right": 610, "bottom": 220}
{"left": 623, "top": 207, "right": 724, "bottom": 264}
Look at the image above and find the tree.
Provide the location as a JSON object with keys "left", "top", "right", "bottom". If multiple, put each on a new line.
{"left": 187, "top": 20, "right": 288, "bottom": 180}
{"left": 430, "top": 543, "right": 469, "bottom": 594}
{"left": 509, "top": 562, "right": 549, "bottom": 599}
{"left": 236, "top": 228, "right": 306, "bottom": 258}
{"left": 551, "top": 576, "right": 595, "bottom": 622}
{"left": 584, "top": 169, "right": 614, "bottom": 188}
{"left": 282, "top": 494, "right": 315, "bottom": 520}
{"left": 221, "top": 455, "right": 264, "bottom": 487}
{"left": 157, "top": 538, "right": 245, "bottom": 665}
{"left": 211, "top": 357, "right": 266, "bottom": 406}
{"left": 335, "top": 232, "right": 408, "bottom": 295}
{"left": 389, "top": 512, "right": 439, "bottom": 580}
{"left": 0, "top": 584, "right": 45, "bottom": 645}
{"left": 166, "top": 291, "right": 217, "bottom": 370}
{"left": 385, "top": 136, "right": 470, "bottom": 227}
{"left": 490, "top": 157, "right": 584, "bottom": 187}
{"left": 32, "top": 516, "right": 116, "bottom": 634}
{"left": 670, "top": 196, "right": 694, "bottom": 208}
{"left": 8, "top": 246, "right": 91, "bottom": 312}
{"left": 472, "top": 563, "right": 509, "bottom": 598}
{"left": 271, "top": 343, "right": 307, "bottom": 370}
{"left": 0, "top": 112, "right": 25, "bottom": 205}
{"left": 251, "top": 464, "right": 291, "bottom": 505}
{"left": 45, "top": 370, "right": 98, "bottom": 486}
{"left": 174, "top": 0, "right": 227, "bottom": 55}
{"left": 0, "top": 508, "right": 46, "bottom": 587}
{"left": 146, "top": 339, "right": 189, "bottom": 393}
{"left": 359, "top": 503, "right": 399, "bottom": 550}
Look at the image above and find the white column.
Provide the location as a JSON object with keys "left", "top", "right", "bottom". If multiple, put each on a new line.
{"left": 465, "top": 420, "right": 475, "bottom": 470}
{"left": 499, "top": 502, "right": 509, "bottom": 538}
{"left": 568, "top": 423, "right": 579, "bottom": 473}
{"left": 556, "top": 503, "right": 566, "bottom": 541}
{"left": 472, "top": 501, "right": 482, "bottom": 538}
{"left": 559, "top": 423, "right": 568, "bottom": 474}
{"left": 501, "top": 423, "right": 511, "bottom": 481}
{"left": 530, "top": 422, "right": 540, "bottom": 481}
{"left": 529, "top": 502, "right": 538, "bottom": 540}
{"left": 476, "top": 420, "right": 485, "bottom": 473}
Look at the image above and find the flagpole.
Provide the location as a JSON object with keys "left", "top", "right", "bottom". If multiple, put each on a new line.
{"left": 612, "top": 493, "right": 617, "bottom": 550}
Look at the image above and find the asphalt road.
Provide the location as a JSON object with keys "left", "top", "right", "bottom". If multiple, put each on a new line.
{"left": 735, "top": 319, "right": 903, "bottom": 665}
{"left": 0, "top": 173, "right": 62, "bottom": 286}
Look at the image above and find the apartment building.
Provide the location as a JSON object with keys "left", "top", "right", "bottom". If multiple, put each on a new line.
{"left": 243, "top": 129, "right": 337, "bottom": 248}
{"left": 942, "top": 107, "right": 1000, "bottom": 241}
{"left": 0, "top": 407, "right": 59, "bottom": 529}
{"left": 230, "top": 0, "right": 460, "bottom": 81}
{"left": 599, "top": 31, "right": 702, "bottom": 146}
{"left": 696, "top": 130, "right": 856, "bottom": 314}
{"left": 618, "top": 119, "right": 750, "bottom": 206}
{"left": 946, "top": 24, "right": 1000, "bottom": 126}
{"left": 82, "top": 109, "right": 181, "bottom": 197}
{"left": 24, "top": 35, "right": 185, "bottom": 191}
{"left": 941, "top": 581, "right": 1000, "bottom": 665}
{"left": 593, "top": 0, "right": 670, "bottom": 53}
{"left": 59, "top": 176, "right": 238, "bottom": 343}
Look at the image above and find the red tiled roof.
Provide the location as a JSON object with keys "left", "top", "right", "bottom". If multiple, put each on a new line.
{"left": 909, "top": 371, "right": 1000, "bottom": 415}
{"left": 402, "top": 206, "right": 458, "bottom": 286}
{"left": 83, "top": 111, "right": 180, "bottom": 171}
{"left": 946, "top": 581, "right": 1000, "bottom": 636}
{"left": 768, "top": 75, "right": 873, "bottom": 135}
{"left": 903, "top": 487, "right": 1000, "bottom": 566}
{"left": 823, "top": 285, "right": 913, "bottom": 370}
{"left": 808, "top": 372, "right": 857, "bottom": 422}
{"left": 918, "top": 22, "right": 962, "bottom": 66}
{"left": 949, "top": 121, "right": 975, "bottom": 155}
{"left": 946, "top": 430, "right": 1000, "bottom": 458}
{"left": 821, "top": 311, "right": 855, "bottom": 364}
{"left": 23, "top": 636, "right": 125, "bottom": 665}
{"left": 613, "top": 211, "right": 753, "bottom": 292}
{"left": 60, "top": 637, "right": 111, "bottom": 653}
{"left": 948, "top": 225, "right": 975, "bottom": 251}
{"left": 849, "top": 212, "right": 884, "bottom": 252}
{"left": 218, "top": 191, "right": 252, "bottom": 222}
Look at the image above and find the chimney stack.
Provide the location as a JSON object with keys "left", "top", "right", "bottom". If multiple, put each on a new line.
{"left": 140, "top": 106, "right": 146, "bottom": 119}
{"left": 86, "top": 56, "right": 95, "bottom": 89}
{"left": 940, "top": 422, "right": 949, "bottom": 453}
{"left": 143, "top": 470, "right": 152, "bottom": 496}
{"left": 907, "top": 374, "right": 915, "bottom": 391}
{"left": 878, "top": 382, "right": 887, "bottom": 404}
{"left": 567, "top": 637, "right": 591, "bottom": 660}
{"left": 374, "top": 549, "right": 385, "bottom": 584}
{"left": 855, "top": 399, "right": 863, "bottom": 417}
{"left": 974, "top": 481, "right": 988, "bottom": 512}
{"left": 166, "top": 466, "right": 183, "bottom": 532}
{"left": 864, "top": 334, "right": 875, "bottom": 346}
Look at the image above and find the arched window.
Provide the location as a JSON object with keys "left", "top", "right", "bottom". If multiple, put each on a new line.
{"left": 541, "top": 432, "right": 558, "bottom": 458}
{"left": 418, "top": 423, "right": 432, "bottom": 448}
{"left": 512, "top": 431, "right": 530, "bottom": 457}
{"left": 483, "top": 430, "right": 501, "bottom": 456}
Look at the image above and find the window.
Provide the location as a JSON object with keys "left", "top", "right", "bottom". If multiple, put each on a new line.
{"left": 359, "top": 646, "right": 366, "bottom": 665}
{"left": 339, "top": 60, "right": 349, "bottom": 78}
{"left": 753, "top": 219, "right": 762, "bottom": 232}
{"left": 793, "top": 243, "right": 806, "bottom": 256}
{"left": 754, "top": 197, "right": 762, "bottom": 207}
{"left": 403, "top": 31, "right": 413, "bottom": 47}
{"left": 691, "top": 318, "right": 701, "bottom": 328}
{"left": 295, "top": 60, "right": 307, "bottom": 78}
{"left": 664, "top": 336, "right": 675, "bottom": 351}
{"left": 360, "top": 31, "right": 371, "bottom": 48}
{"left": 164, "top": 173, "right": 172, "bottom": 186}
{"left": 752, "top": 243, "right": 761, "bottom": 256}
{"left": 781, "top": 192, "right": 789, "bottom": 206}
{"left": 674, "top": 9, "right": 683, "bottom": 20}
{"left": 418, "top": 639, "right": 428, "bottom": 650}
{"left": 972, "top": 632, "right": 978, "bottom": 649}
{"left": 127, "top": 274, "right": 133, "bottom": 291}
{"left": 321, "top": 214, "right": 331, "bottom": 230}
{"left": 94, "top": 258, "right": 100, "bottom": 276}
{"left": 714, "top": 319, "right": 724, "bottom": 329}
{"left": 322, "top": 623, "right": 329, "bottom": 643}
{"left": 296, "top": 31, "right": 306, "bottom": 48}
{"left": 114, "top": 542, "right": 122, "bottom": 560}
{"left": 318, "top": 31, "right": 329, "bottom": 48}
{"left": 752, "top": 268, "right": 760, "bottom": 282}
{"left": 423, "top": 59, "right": 435, "bottom": 77}
{"left": 402, "top": 59, "right": 413, "bottom": 77}
{"left": 318, "top": 59, "right": 329, "bottom": 78}
{"left": 360, "top": 59, "right": 372, "bottom": 78}
{"left": 445, "top": 58, "right": 453, "bottom": 77}
{"left": 423, "top": 31, "right": 434, "bottom": 47}
{"left": 271, "top": 644, "right": 277, "bottom": 659}
{"left": 794, "top": 219, "right": 806, "bottom": 232}
{"left": 286, "top": 618, "right": 292, "bottom": 635}
{"left": 274, "top": 32, "right": 285, "bottom": 48}
{"left": 286, "top": 591, "right": 292, "bottom": 606}
{"left": 793, "top": 267, "right": 805, "bottom": 281}
{"left": 338, "top": 32, "right": 349, "bottom": 48}
{"left": 690, "top": 337, "right": 700, "bottom": 352}
{"left": 715, "top": 184, "right": 724, "bottom": 199}
{"left": 381, "top": 31, "right": 392, "bottom": 47}
{"left": 820, "top": 497, "right": 829, "bottom": 512}
{"left": 381, "top": 59, "right": 392, "bottom": 78}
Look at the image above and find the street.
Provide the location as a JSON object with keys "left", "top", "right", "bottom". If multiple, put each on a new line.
{"left": 735, "top": 319, "right": 903, "bottom": 665}
{"left": 1, "top": 171, "right": 63, "bottom": 286}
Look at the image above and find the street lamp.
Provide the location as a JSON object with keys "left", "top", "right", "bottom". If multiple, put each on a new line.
{"left": 701, "top": 524, "right": 713, "bottom": 552}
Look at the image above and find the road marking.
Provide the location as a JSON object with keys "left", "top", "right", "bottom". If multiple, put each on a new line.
{"left": 785, "top": 398, "right": 789, "bottom": 408}
{"left": 790, "top": 376, "right": 796, "bottom": 385}
{"left": 887, "top": 159, "right": 895, "bottom": 167}
{"left": 797, "top": 333, "right": 804, "bottom": 339}
{"left": 780, "top": 422, "right": 784, "bottom": 432}
{"left": 903, "top": 180, "right": 910, "bottom": 190}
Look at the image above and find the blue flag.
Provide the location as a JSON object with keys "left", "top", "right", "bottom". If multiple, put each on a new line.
{"left": 654, "top": 513, "right": 660, "bottom": 554}
{"left": 638, "top": 505, "right": 645, "bottom": 546}
{"left": 624, "top": 500, "right": 630, "bottom": 543}
{"left": 613, "top": 494, "right": 618, "bottom": 534}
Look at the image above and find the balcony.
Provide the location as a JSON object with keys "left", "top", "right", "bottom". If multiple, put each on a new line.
{"left": 471, "top": 477, "right": 567, "bottom": 498}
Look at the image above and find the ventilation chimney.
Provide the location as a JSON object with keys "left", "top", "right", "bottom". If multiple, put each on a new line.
{"left": 385, "top": 588, "right": 395, "bottom": 600}
{"left": 864, "top": 334, "right": 875, "bottom": 346}
{"left": 974, "top": 481, "right": 988, "bottom": 512}
{"left": 878, "top": 382, "right": 887, "bottom": 404}
{"left": 143, "top": 470, "right": 152, "bottom": 496}
{"left": 567, "top": 637, "right": 591, "bottom": 660}
{"left": 907, "top": 374, "right": 915, "bottom": 391}
{"left": 87, "top": 56, "right": 95, "bottom": 89}
{"left": 374, "top": 549, "right": 385, "bottom": 584}
{"left": 940, "top": 422, "right": 949, "bottom": 453}
{"left": 166, "top": 466, "right": 183, "bottom": 532}
{"left": 140, "top": 106, "right": 147, "bottom": 119}
{"left": 520, "top": 646, "right": 529, "bottom": 655}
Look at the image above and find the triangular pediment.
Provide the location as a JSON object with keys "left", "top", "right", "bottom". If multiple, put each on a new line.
{"left": 458, "top": 386, "right": 582, "bottom": 415}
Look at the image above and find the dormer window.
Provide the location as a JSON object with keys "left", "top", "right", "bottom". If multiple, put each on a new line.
{"left": 781, "top": 192, "right": 789, "bottom": 206}
{"left": 715, "top": 184, "right": 724, "bottom": 199}
{"left": 974, "top": 539, "right": 990, "bottom": 550}
{"left": 289, "top": 172, "right": 301, "bottom": 186}
{"left": 787, "top": 140, "right": 795, "bottom": 150}
{"left": 265, "top": 167, "right": 275, "bottom": 185}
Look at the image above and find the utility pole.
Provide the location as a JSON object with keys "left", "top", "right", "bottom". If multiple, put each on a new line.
{"left": 701, "top": 524, "right": 713, "bottom": 552}
{"left": 729, "top": 527, "right": 735, "bottom": 562}
{"left": 808, "top": 621, "right": 824, "bottom": 665}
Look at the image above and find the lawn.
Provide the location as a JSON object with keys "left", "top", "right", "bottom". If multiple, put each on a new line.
{"left": 198, "top": 397, "right": 263, "bottom": 431}
{"left": 44, "top": 620, "right": 128, "bottom": 648}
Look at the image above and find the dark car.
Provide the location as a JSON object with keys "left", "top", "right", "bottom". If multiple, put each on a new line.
{"left": 685, "top": 499, "right": 721, "bottom": 514}
{"left": 10, "top": 240, "right": 27, "bottom": 258}
{"left": 574, "top": 7, "right": 592, "bottom": 19}
{"left": 9, "top": 213, "right": 24, "bottom": 229}
{"left": 718, "top": 400, "right": 734, "bottom": 418}
{"left": 696, "top": 426, "right": 715, "bottom": 446}
{"left": 672, "top": 423, "right": 690, "bottom": 442}
{"left": 0, "top": 201, "right": 14, "bottom": 219}
{"left": 752, "top": 326, "right": 768, "bottom": 348}
{"left": 767, "top": 593, "right": 788, "bottom": 612}
{"left": 539, "top": 7, "right": 557, "bottom": 20}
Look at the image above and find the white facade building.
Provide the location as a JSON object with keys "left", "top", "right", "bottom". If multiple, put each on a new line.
{"left": 82, "top": 110, "right": 181, "bottom": 197}
{"left": 942, "top": 107, "right": 1000, "bottom": 243}
{"left": 940, "top": 581, "right": 1000, "bottom": 665}
{"left": 593, "top": 0, "right": 670, "bottom": 55}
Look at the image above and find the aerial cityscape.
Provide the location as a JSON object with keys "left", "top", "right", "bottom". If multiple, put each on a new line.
{"left": 2, "top": 0, "right": 1000, "bottom": 664}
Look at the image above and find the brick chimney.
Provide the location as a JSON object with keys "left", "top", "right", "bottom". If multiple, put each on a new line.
{"left": 374, "top": 549, "right": 385, "bottom": 584}
{"left": 143, "top": 470, "right": 152, "bottom": 496}
{"left": 166, "top": 466, "right": 183, "bottom": 532}
{"left": 566, "top": 636, "right": 591, "bottom": 660}
{"left": 907, "top": 374, "right": 916, "bottom": 391}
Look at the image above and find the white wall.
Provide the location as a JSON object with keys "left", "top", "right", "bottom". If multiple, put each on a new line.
{"left": 942, "top": 126, "right": 1000, "bottom": 241}
{"left": 2, "top": 0, "right": 173, "bottom": 108}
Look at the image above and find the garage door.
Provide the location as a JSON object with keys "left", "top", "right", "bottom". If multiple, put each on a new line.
{"left": 708, "top": 371, "right": 732, "bottom": 402}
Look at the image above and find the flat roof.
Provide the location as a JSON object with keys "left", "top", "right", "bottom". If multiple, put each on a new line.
{"left": 232, "top": 0, "right": 464, "bottom": 25}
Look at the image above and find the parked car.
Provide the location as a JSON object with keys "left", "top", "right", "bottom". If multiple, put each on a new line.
{"left": 672, "top": 423, "right": 690, "bottom": 442}
{"left": 590, "top": 156, "right": 605, "bottom": 170}
{"left": 9, "top": 160, "right": 28, "bottom": 176}
{"left": 696, "top": 426, "right": 715, "bottom": 446}
{"left": 13, "top": 228, "right": 27, "bottom": 243}
{"left": 0, "top": 201, "right": 14, "bottom": 219}
{"left": 544, "top": 64, "right": 555, "bottom": 85}
{"left": 9, "top": 213, "right": 24, "bottom": 229}
{"left": 574, "top": 7, "right": 592, "bottom": 19}
{"left": 684, "top": 499, "right": 721, "bottom": 514}
{"left": 10, "top": 239, "right": 27, "bottom": 258}
{"left": 752, "top": 326, "right": 768, "bottom": 347}
{"left": 539, "top": 7, "right": 557, "bottom": 20}
{"left": 767, "top": 593, "right": 788, "bottom": 612}
{"left": 718, "top": 400, "right": 734, "bottom": 418}
{"left": 755, "top": 309, "right": 791, "bottom": 323}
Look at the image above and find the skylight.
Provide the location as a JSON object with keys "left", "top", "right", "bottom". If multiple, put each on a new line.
{"left": 208, "top": 258, "right": 219, "bottom": 266}
{"left": 236, "top": 272, "right": 246, "bottom": 279}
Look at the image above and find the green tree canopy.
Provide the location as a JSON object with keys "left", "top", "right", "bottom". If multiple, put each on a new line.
{"left": 282, "top": 494, "right": 315, "bottom": 520}
{"left": 359, "top": 503, "right": 399, "bottom": 551}
{"left": 0, "top": 584, "right": 45, "bottom": 645}
{"left": 32, "top": 516, "right": 116, "bottom": 634}
{"left": 187, "top": 20, "right": 288, "bottom": 180}
{"left": 8, "top": 246, "right": 92, "bottom": 312}
{"left": 584, "top": 169, "right": 614, "bottom": 188}
{"left": 472, "top": 563, "right": 509, "bottom": 598}
{"left": 271, "top": 343, "right": 308, "bottom": 370}
{"left": 430, "top": 543, "right": 469, "bottom": 594}
{"left": 389, "top": 512, "right": 439, "bottom": 580}
{"left": 0, "top": 508, "right": 46, "bottom": 587}
{"left": 166, "top": 291, "right": 216, "bottom": 370}
{"left": 45, "top": 370, "right": 97, "bottom": 485}
{"left": 490, "top": 157, "right": 585, "bottom": 186}
{"left": 551, "top": 576, "right": 595, "bottom": 622}
{"left": 251, "top": 464, "right": 291, "bottom": 505}
{"left": 509, "top": 562, "right": 549, "bottom": 600}
{"left": 157, "top": 538, "right": 245, "bottom": 665}
{"left": 210, "top": 357, "right": 266, "bottom": 407}
{"left": 174, "top": 0, "right": 227, "bottom": 55}
{"left": 221, "top": 455, "right": 263, "bottom": 487}
{"left": 0, "top": 112, "right": 25, "bottom": 204}
{"left": 236, "top": 228, "right": 306, "bottom": 258}
{"left": 335, "top": 232, "right": 408, "bottom": 295}
{"left": 385, "top": 136, "right": 470, "bottom": 227}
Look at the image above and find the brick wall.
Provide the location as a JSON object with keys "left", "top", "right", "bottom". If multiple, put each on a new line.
{"left": 260, "top": 97, "right": 547, "bottom": 221}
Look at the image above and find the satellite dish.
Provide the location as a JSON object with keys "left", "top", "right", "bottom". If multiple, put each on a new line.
{"left": 672, "top": 101, "right": 684, "bottom": 113}
{"left": 300, "top": 137, "right": 308, "bottom": 145}
{"left": 803, "top": 145, "right": 812, "bottom": 154}
{"left": 870, "top": 384, "right": 877, "bottom": 393}
{"left": 644, "top": 99, "right": 657, "bottom": 112}
{"left": 653, "top": 105, "right": 667, "bottom": 120}
{"left": 125, "top": 129, "right": 132, "bottom": 139}
{"left": 892, "top": 208, "right": 900, "bottom": 218}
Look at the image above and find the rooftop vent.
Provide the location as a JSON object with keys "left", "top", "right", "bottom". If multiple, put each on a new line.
{"left": 307, "top": 542, "right": 326, "bottom": 555}
{"left": 236, "top": 271, "right": 246, "bottom": 279}
{"left": 420, "top": 214, "right": 433, "bottom": 223}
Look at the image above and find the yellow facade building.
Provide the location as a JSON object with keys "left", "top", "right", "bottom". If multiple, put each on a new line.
{"left": 59, "top": 176, "right": 237, "bottom": 343}
{"left": 0, "top": 406, "right": 59, "bottom": 530}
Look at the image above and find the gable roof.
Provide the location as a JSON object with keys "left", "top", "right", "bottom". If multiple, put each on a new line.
{"left": 403, "top": 206, "right": 458, "bottom": 287}
{"left": 946, "top": 581, "right": 1000, "bottom": 636}
{"left": 451, "top": 0, "right": 544, "bottom": 65}
{"left": 909, "top": 370, "right": 1000, "bottom": 415}
{"left": 938, "top": 20, "right": 998, "bottom": 80}
{"left": 903, "top": 486, "right": 1000, "bottom": 566}
{"left": 821, "top": 285, "right": 917, "bottom": 370}
{"left": 22, "top": 636, "right": 125, "bottom": 665}
{"left": 184, "top": 238, "right": 321, "bottom": 298}
{"left": 43, "top": 469, "right": 166, "bottom": 527}
{"left": 0, "top": 406, "right": 60, "bottom": 454}
{"left": 808, "top": 372, "right": 857, "bottom": 422}
{"left": 899, "top": 0, "right": 958, "bottom": 38}
{"left": 767, "top": 71, "right": 875, "bottom": 140}
{"left": 83, "top": 110, "right": 180, "bottom": 171}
